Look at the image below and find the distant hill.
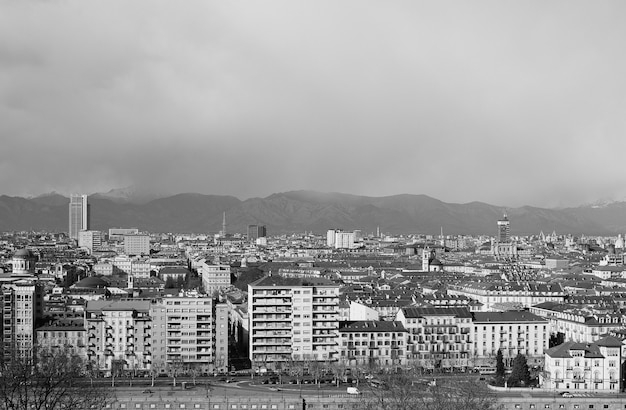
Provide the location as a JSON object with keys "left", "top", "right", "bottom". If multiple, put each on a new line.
{"left": 0, "top": 190, "right": 621, "bottom": 235}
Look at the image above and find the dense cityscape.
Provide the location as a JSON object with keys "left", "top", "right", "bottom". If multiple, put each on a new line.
{"left": 3, "top": 194, "right": 626, "bottom": 409}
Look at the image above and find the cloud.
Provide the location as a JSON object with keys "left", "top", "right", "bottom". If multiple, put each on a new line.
{"left": 1, "top": 1, "right": 626, "bottom": 207}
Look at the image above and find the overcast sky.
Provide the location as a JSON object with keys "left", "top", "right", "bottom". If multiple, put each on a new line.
{"left": 1, "top": 1, "right": 625, "bottom": 208}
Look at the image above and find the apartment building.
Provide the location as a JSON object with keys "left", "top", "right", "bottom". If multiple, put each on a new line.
{"left": 338, "top": 320, "right": 408, "bottom": 368}
{"left": 84, "top": 300, "right": 153, "bottom": 376}
{"left": 530, "top": 302, "right": 626, "bottom": 343}
{"left": 151, "top": 293, "right": 228, "bottom": 375}
{"left": 124, "top": 234, "right": 150, "bottom": 256}
{"left": 199, "top": 263, "right": 231, "bottom": 295}
{"left": 448, "top": 282, "right": 566, "bottom": 310}
{"left": 1, "top": 280, "right": 44, "bottom": 363}
{"left": 472, "top": 311, "right": 548, "bottom": 367}
{"left": 36, "top": 317, "right": 87, "bottom": 360}
{"left": 78, "top": 230, "right": 104, "bottom": 254}
{"left": 248, "top": 276, "right": 339, "bottom": 370}
{"left": 543, "top": 336, "right": 623, "bottom": 391}
{"left": 395, "top": 307, "right": 472, "bottom": 370}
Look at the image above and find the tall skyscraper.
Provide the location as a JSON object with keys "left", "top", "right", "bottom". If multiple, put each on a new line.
{"left": 69, "top": 194, "right": 89, "bottom": 240}
{"left": 247, "top": 224, "right": 267, "bottom": 241}
{"left": 497, "top": 213, "right": 510, "bottom": 243}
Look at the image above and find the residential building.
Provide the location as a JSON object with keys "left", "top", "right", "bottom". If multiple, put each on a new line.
{"left": 69, "top": 194, "right": 89, "bottom": 240}
{"left": 338, "top": 320, "right": 408, "bottom": 368}
{"left": 36, "top": 316, "right": 87, "bottom": 360}
{"left": 84, "top": 300, "right": 153, "bottom": 376}
{"left": 78, "top": 230, "right": 103, "bottom": 254}
{"left": 248, "top": 276, "right": 339, "bottom": 369}
{"left": 530, "top": 302, "right": 626, "bottom": 343}
{"left": 199, "top": 263, "right": 231, "bottom": 295}
{"left": 543, "top": 336, "right": 623, "bottom": 391}
{"left": 448, "top": 282, "right": 566, "bottom": 311}
{"left": 151, "top": 293, "right": 225, "bottom": 375}
{"left": 124, "top": 235, "right": 150, "bottom": 256}
{"left": 396, "top": 307, "right": 473, "bottom": 371}
{"left": 1, "top": 280, "right": 45, "bottom": 363}
{"left": 471, "top": 311, "right": 548, "bottom": 368}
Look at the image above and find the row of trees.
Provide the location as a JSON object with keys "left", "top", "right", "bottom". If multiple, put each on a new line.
{"left": 0, "top": 348, "right": 112, "bottom": 410}
{"left": 360, "top": 372, "right": 503, "bottom": 410}
{"left": 494, "top": 349, "right": 532, "bottom": 387}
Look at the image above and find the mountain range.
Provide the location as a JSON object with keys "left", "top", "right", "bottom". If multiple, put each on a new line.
{"left": 2, "top": 190, "right": 626, "bottom": 236}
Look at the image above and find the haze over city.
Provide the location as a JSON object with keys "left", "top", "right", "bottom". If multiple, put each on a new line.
{"left": 2, "top": 1, "right": 626, "bottom": 208}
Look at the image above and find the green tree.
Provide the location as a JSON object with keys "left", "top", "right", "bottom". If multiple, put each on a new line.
{"left": 507, "top": 354, "right": 531, "bottom": 387}
{"left": 495, "top": 349, "right": 506, "bottom": 386}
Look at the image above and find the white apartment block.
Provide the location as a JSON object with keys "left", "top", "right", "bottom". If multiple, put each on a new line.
{"left": 151, "top": 293, "right": 226, "bottom": 375}
{"left": 326, "top": 229, "right": 356, "bottom": 249}
{"left": 472, "top": 311, "right": 549, "bottom": 368}
{"left": 199, "top": 263, "right": 231, "bottom": 295}
{"left": 530, "top": 302, "right": 626, "bottom": 344}
{"left": 248, "top": 276, "right": 339, "bottom": 369}
{"left": 395, "top": 307, "right": 473, "bottom": 370}
{"left": 78, "top": 230, "right": 103, "bottom": 254}
{"left": 84, "top": 300, "right": 153, "bottom": 376}
{"left": 124, "top": 235, "right": 150, "bottom": 256}
{"left": 448, "top": 282, "right": 566, "bottom": 311}
{"left": 543, "top": 336, "right": 623, "bottom": 391}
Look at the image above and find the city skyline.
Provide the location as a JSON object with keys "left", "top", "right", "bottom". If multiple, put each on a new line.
{"left": 2, "top": 2, "right": 626, "bottom": 208}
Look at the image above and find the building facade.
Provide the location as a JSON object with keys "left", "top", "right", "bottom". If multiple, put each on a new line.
{"left": 396, "top": 307, "right": 472, "bottom": 371}
{"left": 69, "top": 194, "right": 89, "bottom": 240}
{"left": 472, "top": 311, "right": 549, "bottom": 367}
{"left": 543, "top": 336, "right": 623, "bottom": 392}
{"left": 1, "top": 280, "right": 45, "bottom": 363}
{"left": 338, "top": 320, "right": 407, "bottom": 368}
{"left": 124, "top": 235, "right": 150, "bottom": 256}
{"left": 248, "top": 276, "right": 339, "bottom": 370}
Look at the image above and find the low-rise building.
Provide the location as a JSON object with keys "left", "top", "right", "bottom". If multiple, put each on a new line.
{"left": 338, "top": 320, "right": 407, "bottom": 368}
{"left": 543, "top": 336, "right": 623, "bottom": 392}
{"left": 472, "top": 311, "right": 548, "bottom": 368}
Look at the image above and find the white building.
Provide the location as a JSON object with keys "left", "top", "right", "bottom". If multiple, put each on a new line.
{"left": 543, "top": 336, "right": 623, "bottom": 392}
{"left": 199, "top": 263, "right": 231, "bottom": 295}
{"left": 326, "top": 229, "right": 356, "bottom": 249}
{"left": 84, "top": 300, "right": 153, "bottom": 376}
{"left": 78, "top": 230, "right": 103, "bottom": 254}
{"left": 150, "top": 293, "right": 228, "bottom": 375}
{"left": 124, "top": 235, "right": 150, "bottom": 256}
{"left": 448, "top": 282, "right": 566, "bottom": 311}
{"left": 248, "top": 276, "right": 340, "bottom": 369}
{"left": 395, "top": 307, "right": 473, "bottom": 371}
{"left": 472, "top": 311, "right": 549, "bottom": 368}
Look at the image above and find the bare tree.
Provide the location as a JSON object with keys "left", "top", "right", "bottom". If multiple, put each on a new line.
{"left": 362, "top": 373, "right": 502, "bottom": 410}
{"left": 0, "top": 347, "right": 112, "bottom": 410}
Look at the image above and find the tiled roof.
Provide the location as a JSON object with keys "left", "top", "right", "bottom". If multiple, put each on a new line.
{"left": 472, "top": 311, "right": 547, "bottom": 323}
{"left": 400, "top": 306, "right": 472, "bottom": 318}
{"left": 339, "top": 320, "right": 408, "bottom": 333}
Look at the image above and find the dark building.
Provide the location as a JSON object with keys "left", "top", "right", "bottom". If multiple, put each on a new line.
{"left": 247, "top": 225, "right": 267, "bottom": 241}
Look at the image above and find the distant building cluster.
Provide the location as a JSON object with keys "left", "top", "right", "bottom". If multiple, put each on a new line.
{"left": 4, "top": 205, "right": 626, "bottom": 392}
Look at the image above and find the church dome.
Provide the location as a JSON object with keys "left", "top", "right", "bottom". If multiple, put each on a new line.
{"left": 13, "top": 249, "right": 35, "bottom": 259}
{"left": 73, "top": 276, "right": 108, "bottom": 289}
